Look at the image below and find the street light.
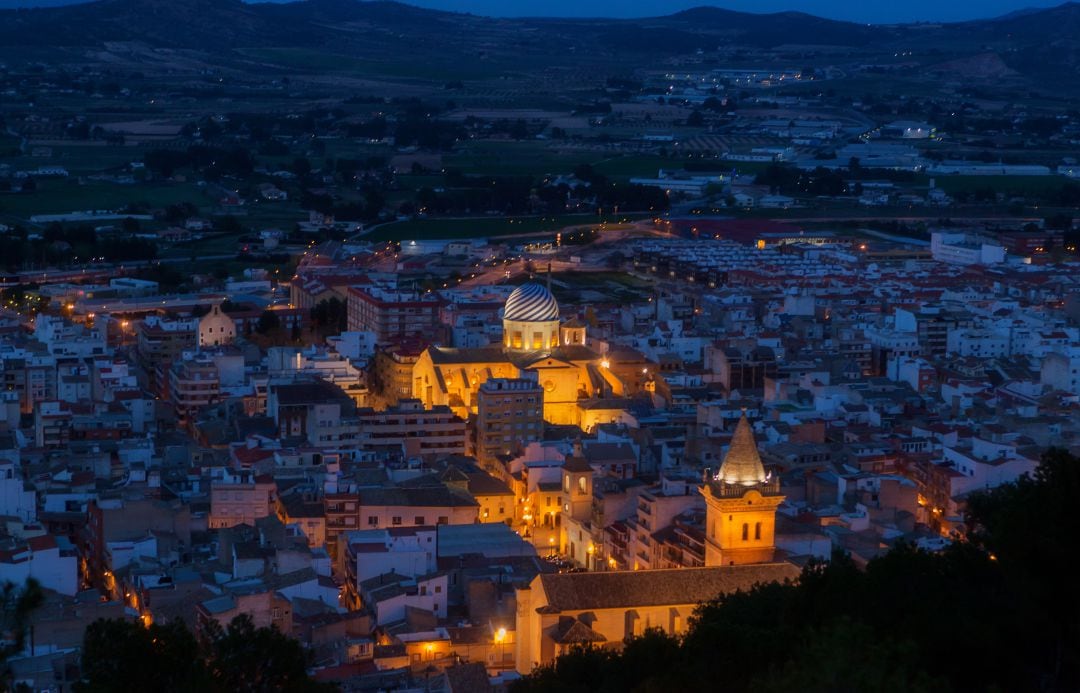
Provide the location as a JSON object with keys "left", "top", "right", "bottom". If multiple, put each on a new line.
{"left": 494, "top": 627, "right": 507, "bottom": 669}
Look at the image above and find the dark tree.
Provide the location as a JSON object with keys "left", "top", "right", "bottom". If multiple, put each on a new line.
{"left": 77, "top": 618, "right": 204, "bottom": 692}
{"left": 202, "top": 615, "right": 332, "bottom": 693}
{"left": 0, "top": 579, "right": 44, "bottom": 686}
{"left": 310, "top": 297, "right": 347, "bottom": 335}
{"left": 77, "top": 615, "right": 334, "bottom": 693}
{"left": 512, "top": 449, "right": 1080, "bottom": 693}
{"left": 256, "top": 310, "right": 281, "bottom": 334}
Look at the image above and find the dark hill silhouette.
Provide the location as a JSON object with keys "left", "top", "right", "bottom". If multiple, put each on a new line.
{"left": 0, "top": 0, "right": 1077, "bottom": 76}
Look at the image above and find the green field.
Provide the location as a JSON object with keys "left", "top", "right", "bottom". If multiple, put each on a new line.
{"left": 365, "top": 213, "right": 647, "bottom": 242}
{"left": 0, "top": 179, "right": 211, "bottom": 222}
{"left": 547, "top": 271, "right": 653, "bottom": 303}
{"left": 552, "top": 271, "right": 653, "bottom": 289}
{"left": 159, "top": 231, "right": 248, "bottom": 259}
{"left": 443, "top": 142, "right": 703, "bottom": 180}
{"left": 3, "top": 145, "right": 149, "bottom": 176}
{"left": 236, "top": 47, "right": 496, "bottom": 81}
{"left": 443, "top": 142, "right": 593, "bottom": 177}
{"left": 442, "top": 141, "right": 751, "bottom": 181}
{"left": 932, "top": 175, "right": 1069, "bottom": 197}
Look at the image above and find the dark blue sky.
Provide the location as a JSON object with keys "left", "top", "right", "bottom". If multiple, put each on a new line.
{"left": 406, "top": 0, "right": 1054, "bottom": 22}
{"left": 403, "top": 0, "right": 1063, "bottom": 23}
{"left": 0, "top": 0, "right": 1067, "bottom": 23}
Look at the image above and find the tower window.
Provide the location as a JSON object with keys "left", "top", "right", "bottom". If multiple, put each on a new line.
{"left": 741, "top": 523, "right": 749, "bottom": 541}
{"left": 755, "top": 522, "right": 762, "bottom": 540}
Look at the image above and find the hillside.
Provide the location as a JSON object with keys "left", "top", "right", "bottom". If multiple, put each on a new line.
{"left": 0, "top": 0, "right": 1077, "bottom": 79}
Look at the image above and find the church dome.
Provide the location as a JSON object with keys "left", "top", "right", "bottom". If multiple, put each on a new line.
{"left": 504, "top": 283, "right": 559, "bottom": 322}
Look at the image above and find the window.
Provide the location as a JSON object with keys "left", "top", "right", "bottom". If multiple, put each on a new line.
{"left": 415, "top": 516, "right": 425, "bottom": 526}
{"left": 741, "top": 523, "right": 749, "bottom": 541}
{"left": 392, "top": 516, "right": 402, "bottom": 526}
{"left": 437, "top": 516, "right": 449, "bottom": 525}
{"left": 434, "top": 585, "right": 442, "bottom": 593}
{"left": 754, "top": 522, "right": 762, "bottom": 540}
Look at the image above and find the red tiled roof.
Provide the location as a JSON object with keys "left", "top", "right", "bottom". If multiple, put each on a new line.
{"left": 27, "top": 534, "right": 58, "bottom": 552}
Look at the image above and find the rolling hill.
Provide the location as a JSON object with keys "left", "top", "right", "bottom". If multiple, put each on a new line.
{"left": 0, "top": 0, "right": 1077, "bottom": 78}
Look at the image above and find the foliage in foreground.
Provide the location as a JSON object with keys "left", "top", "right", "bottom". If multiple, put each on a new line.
{"left": 513, "top": 448, "right": 1080, "bottom": 693}
{"left": 76, "top": 614, "right": 336, "bottom": 693}
{"left": 0, "top": 579, "right": 45, "bottom": 687}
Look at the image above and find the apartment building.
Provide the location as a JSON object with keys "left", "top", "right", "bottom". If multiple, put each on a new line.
{"left": 209, "top": 469, "right": 277, "bottom": 530}
{"left": 355, "top": 399, "right": 466, "bottom": 457}
{"left": 347, "top": 287, "right": 445, "bottom": 345}
{"left": 475, "top": 378, "right": 544, "bottom": 465}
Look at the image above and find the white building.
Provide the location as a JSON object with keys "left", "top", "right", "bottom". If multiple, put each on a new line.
{"left": 947, "top": 329, "right": 1011, "bottom": 358}
{"left": 930, "top": 232, "right": 1006, "bottom": 266}
{"left": 0, "top": 535, "right": 78, "bottom": 596}
{"left": 1041, "top": 345, "right": 1080, "bottom": 395}
{"left": 942, "top": 439, "right": 1038, "bottom": 498}
{"left": 0, "top": 456, "right": 35, "bottom": 524}
{"left": 198, "top": 304, "right": 237, "bottom": 348}
{"left": 343, "top": 527, "right": 437, "bottom": 584}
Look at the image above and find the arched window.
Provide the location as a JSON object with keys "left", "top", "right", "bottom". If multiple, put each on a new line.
{"left": 754, "top": 522, "right": 762, "bottom": 540}
{"left": 741, "top": 523, "right": 749, "bottom": 541}
{"left": 578, "top": 476, "right": 587, "bottom": 495}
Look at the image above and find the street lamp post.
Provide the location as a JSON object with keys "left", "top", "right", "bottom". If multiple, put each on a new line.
{"left": 494, "top": 626, "right": 507, "bottom": 669}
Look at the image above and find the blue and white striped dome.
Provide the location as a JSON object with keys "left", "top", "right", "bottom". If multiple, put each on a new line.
{"left": 504, "top": 283, "right": 559, "bottom": 322}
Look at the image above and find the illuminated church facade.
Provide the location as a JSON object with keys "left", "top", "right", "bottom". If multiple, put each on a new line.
{"left": 514, "top": 413, "right": 794, "bottom": 673}
{"left": 412, "top": 282, "right": 618, "bottom": 426}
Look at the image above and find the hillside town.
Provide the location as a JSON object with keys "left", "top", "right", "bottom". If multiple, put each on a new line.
{"left": 0, "top": 208, "right": 1076, "bottom": 689}
{"left": 0, "top": 0, "right": 1079, "bottom": 689}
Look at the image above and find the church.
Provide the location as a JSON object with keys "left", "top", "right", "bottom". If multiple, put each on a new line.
{"left": 411, "top": 281, "right": 623, "bottom": 426}
{"left": 513, "top": 413, "right": 795, "bottom": 673}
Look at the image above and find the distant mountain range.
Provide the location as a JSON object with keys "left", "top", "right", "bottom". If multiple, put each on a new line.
{"left": 0, "top": 0, "right": 1077, "bottom": 78}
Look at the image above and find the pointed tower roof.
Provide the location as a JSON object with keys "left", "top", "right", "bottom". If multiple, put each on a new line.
{"left": 717, "top": 414, "right": 767, "bottom": 487}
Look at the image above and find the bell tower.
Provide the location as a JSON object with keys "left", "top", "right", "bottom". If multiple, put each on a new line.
{"left": 701, "top": 413, "right": 785, "bottom": 566}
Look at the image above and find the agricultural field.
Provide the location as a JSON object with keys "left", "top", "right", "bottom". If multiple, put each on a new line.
{"left": 443, "top": 141, "right": 699, "bottom": 180}
{"left": 931, "top": 175, "right": 1072, "bottom": 198}
{"left": 0, "top": 179, "right": 211, "bottom": 222}
{"left": 547, "top": 270, "right": 654, "bottom": 303}
{"left": 365, "top": 213, "right": 648, "bottom": 242}
{"left": 236, "top": 47, "right": 497, "bottom": 82}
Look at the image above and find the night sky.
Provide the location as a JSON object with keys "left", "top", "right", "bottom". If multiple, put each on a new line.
{"left": 0, "top": 0, "right": 1067, "bottom": 23}
{"left": 402, "top": 0, "right": 1066, "bottom": 23}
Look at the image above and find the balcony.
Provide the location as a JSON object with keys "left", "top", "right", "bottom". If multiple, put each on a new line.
{"left": 704, "top": 476, "right": 781, "bottom": 498}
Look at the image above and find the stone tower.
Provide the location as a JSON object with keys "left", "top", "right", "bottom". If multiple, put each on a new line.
{"left": 701, "top": 413, "right": 785, "bottom": 566}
